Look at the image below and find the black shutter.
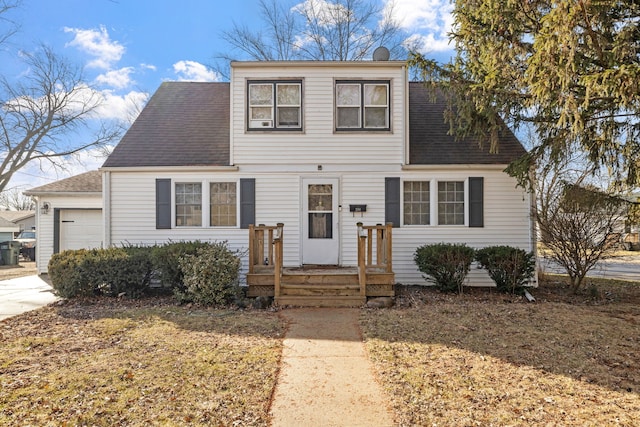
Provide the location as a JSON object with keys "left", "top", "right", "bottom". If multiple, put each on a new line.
{"left": 385, "top": 177, "right": 401, "bottom": 228}
{"left": 469, "top": 177, "right": 484, "bottom": 227}
{"left": 240, "top": 178, "right": 255, "bottom": 229}
{"left": 53, "top": 208, "right": 60, "bottom": 253}
{"left": 156, "top": 179, "right": 171, "bottom": 229}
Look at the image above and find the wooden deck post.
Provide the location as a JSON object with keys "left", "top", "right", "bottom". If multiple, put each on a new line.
{"left": 357, "top": 222, "right": 367, "bottom": 297}
{"left": 385, "top": 222, "right": 393, "bottom": 273}
{"left": 248, "top": 224, "right": 255, "bottom": 274}
{"left": 273, "top": 223, "right": 284, "bottom": 299}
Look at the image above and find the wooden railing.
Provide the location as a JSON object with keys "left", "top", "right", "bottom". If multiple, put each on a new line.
{"left": 248, "top": 223, "right": 283, "bottom": 296}
{"left": 357, "top": 222, "right": 393, "bottom": 296}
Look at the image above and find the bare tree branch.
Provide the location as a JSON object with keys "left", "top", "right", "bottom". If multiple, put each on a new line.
{"left": 0, "top": 0, "right": 20, "bottom": 47}
{"left": 214, "top": 0, "right": 407, "bottom": 69}
{"left": 0, "top": 45, "right": 122, "bottom": 193}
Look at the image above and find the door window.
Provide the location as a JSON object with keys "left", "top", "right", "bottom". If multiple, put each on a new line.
{"left": 308, "top": 184, "right": 332, "bottom": 239}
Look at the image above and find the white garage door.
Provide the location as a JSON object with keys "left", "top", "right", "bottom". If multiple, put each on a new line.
{"left": 60, "top": 209, "right": 103, "bottom": 251}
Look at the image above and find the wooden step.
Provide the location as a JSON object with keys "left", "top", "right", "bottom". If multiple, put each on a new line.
{"left": 281, "top": 273, "right": 359, "bottom": 286}
{"left": 275, "top": 295, "right": 366, "bottom": 308}
{"left": 280, "top": 284, "right": 361, "bottom": 297}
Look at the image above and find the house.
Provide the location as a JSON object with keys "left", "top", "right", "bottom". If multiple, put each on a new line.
{"left": 0, "top": 217, "right": 19, "bottom": 244}
{"left": 25, "top": 171, "right": 103, "bottom": 273}
{"left": 0, "top": 210, "right": 35, "bottom": 237}
{"left": 96, "top": 59, "right": 532, "bottom": 304}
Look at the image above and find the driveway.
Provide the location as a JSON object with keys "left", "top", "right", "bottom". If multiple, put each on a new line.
{"left": 0, "top": 275, "right": 58, "bottom": 321}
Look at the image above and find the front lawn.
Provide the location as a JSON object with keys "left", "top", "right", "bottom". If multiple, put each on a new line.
{"left": 361, "top": 279, "right": 640, "bottom": 426}
{"left": 2, "top": 277, "right": 639, "bottom": 426}
{"left": 0, "top": 298, "right": 285, "bottom": 426}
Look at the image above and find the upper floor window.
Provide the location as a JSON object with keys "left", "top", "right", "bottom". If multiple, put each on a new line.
{"left": 248, "top": 81, "right": 302, "bottom": 130}
{"left": 335, "top": 81, "right": 389, "bottom": 130}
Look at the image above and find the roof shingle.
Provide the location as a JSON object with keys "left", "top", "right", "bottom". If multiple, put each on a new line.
{"left": 25, "top": 171, "right": 102, "bottom": 194}
{"left": 102, "top": 82, "right": 230, "bottom": 168}
{"left": 408, "top": 82, "right": 526, "bottom": 165}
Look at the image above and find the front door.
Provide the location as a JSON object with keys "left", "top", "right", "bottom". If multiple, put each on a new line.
{"left": 302, "top": 178, "right": 339, "bottom": 265}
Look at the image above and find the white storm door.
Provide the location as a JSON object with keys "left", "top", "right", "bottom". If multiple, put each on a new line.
{"left": 302, "top": 178, "right": 339, "bottom": 265}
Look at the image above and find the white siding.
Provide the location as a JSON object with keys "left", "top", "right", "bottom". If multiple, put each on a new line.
{"left": 34, "top": 196, "right": 102, "bottom": 274}
{"left": 231, "top": 63, "right": 406, "bottom": 166}
{"left": 107, "top": 168, "right": 531, "bottom": 286}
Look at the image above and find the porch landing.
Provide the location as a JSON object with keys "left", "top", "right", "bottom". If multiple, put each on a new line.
{"left": 247, "top": 266, "right": 395, "bottom": 307}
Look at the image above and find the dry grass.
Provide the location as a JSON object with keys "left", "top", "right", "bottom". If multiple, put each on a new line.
{"left": 0, "top": 298, "right": 285, "bottom": 426}
{"left": 361, "top": 280, "right": 640, "bottom": 426}
{"left": 0, "top": 261, "right": 37, "bottom": 281}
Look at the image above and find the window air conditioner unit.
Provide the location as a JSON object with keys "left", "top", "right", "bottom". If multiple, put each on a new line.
{"left": 250, "top": 120, "right": 273, "bottom": 128}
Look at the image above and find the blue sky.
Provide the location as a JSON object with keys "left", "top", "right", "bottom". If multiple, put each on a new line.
{"left": 2, "top": 0, "right": 455, "bottom": 192}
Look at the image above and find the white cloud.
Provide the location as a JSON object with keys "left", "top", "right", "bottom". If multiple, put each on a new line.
{"left": 172, "top": 61, "right": 220, "bottom": 82}
{"left": 386, "top": 0, "right": 454, "bottom": 53}
{"left": 291, "top": 0, "right": 351, "bottom": 27}
{"left": 64, "top": 25, "right": 125, "bottom": 69}
{"left": 94, "top": 90, "right": 149, "bottom": 123}
{"left": 95, "top": 67, "right": 134, "bottom": 89}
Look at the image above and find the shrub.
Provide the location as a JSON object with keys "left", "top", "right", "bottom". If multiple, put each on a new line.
{"left": 151, "top": 241, "right": 211, "bottom": 289}
{"left": 475, "top": 246, "right": 536, "bottom": 294}
{"left": 88, "top": 247, "right": 153, "bottom": 298}
{"left": 175, "top": 242, "right": 241, "bottom": 306}
{"left": 414, "top": 243, "right": 475, "bottom": 293}
{"left": 48, "top": 249, "right": 94, "bottom": 298}
{"left": 47, "top": 246, "right": 153, "bottom": 299}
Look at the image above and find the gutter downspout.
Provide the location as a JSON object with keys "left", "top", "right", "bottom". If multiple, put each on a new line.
{"left": 102, "top": 170, "right": 111, "bottom": 248}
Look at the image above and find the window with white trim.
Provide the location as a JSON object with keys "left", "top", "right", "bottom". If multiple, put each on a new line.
{"left": 248, "top": 81, "right": 302, "bottom": 130}
{"left": 335, "top": 81, "right": 389, "bottom": 130}
{"left": 210, "top": 182, "right": 237, "bottom": 227}
{"left": 175, "top": 183, "right": 202, "bottom": 227}
{"left": 403, "top": 181, "right": 430, "bottom": 225}
{"left": 438, "top": 181, "right": 465, "bottom": 225}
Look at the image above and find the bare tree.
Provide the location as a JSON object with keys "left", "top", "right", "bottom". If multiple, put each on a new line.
{"left": 0, "top": 45, "right": 122, "bottom": 193}
{"left": 0, "top": 188, "right": 34, "bottom": 210}
{"left": 535, "top": 150, "right": 630, "bottom": 293}
{"left": 218, "top": 0, "right": 406, "bottom": 65}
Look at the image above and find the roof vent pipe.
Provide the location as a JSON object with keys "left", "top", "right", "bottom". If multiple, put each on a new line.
{"left": 372, "top": 46, "right": 390, "bottom": 61}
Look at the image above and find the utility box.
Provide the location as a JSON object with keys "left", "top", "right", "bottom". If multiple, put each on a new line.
{"left": 0, "top": 241, "right": 20, "bottom": 266}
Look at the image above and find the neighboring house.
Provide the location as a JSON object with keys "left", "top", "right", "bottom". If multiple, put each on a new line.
{"left": 98, "top": 59, "right": 532, "bottom": 291}
{"left": 0, "top": 217, "right": 19, "bottom": 244}
{"left": 25, "top": 171, "right": 103, "bottom": 274}
{"left": 621, "top": 193, "right": 640, "bottom": 250}
{"left": 0, "top": 210, "right": 36, "bottom": 236}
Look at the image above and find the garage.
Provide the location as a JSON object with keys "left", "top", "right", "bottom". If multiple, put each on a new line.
{"left": 24, "top": 170, "right": 104, "bottom": 274}
{"left": 59, "top": 209, "right": 103, "bottom": 251}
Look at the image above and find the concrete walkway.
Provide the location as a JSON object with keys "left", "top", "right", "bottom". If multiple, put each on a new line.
{"left": 270, "top": 308, "right": 394, "bottom": 427}
{"left": 0, "top": 275, "right": 58, "bottom": 321}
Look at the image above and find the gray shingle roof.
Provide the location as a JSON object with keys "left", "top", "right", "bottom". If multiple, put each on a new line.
{"left": 408, "top": 82, "right": 526, "bottom": 164}
{"left": 102, "top": 82, "right": 230, "bottom": 167}
{"left": 25, "top": 171, "right": 102, "bottom": 194}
